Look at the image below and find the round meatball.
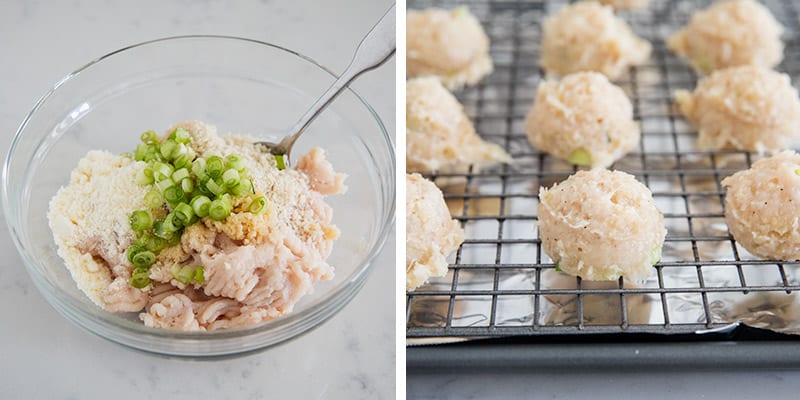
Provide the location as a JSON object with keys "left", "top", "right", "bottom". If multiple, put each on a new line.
{"left": 406, "top": 173, "right": 465, "bottom": 290}
{"left": 525, "top": 72, "right": 640, "bottom": 168}
{"left": 538, "top": 169, "right": 666, "bottom": 281}
{"left": 540, "top": 2, "right": 651, "bottom": 79}
{"left": 598, "top": 0, "right": 650, "bottom": 10}
{"left": 675, "top": 66, "right": 800, "bottom": 152}
{"left": 668, "top": 0, "right": 783, "bottom": 74}
{"left": 722, "top": 151, "right": 800, "bottom": 260}
{"left": 407, "top": 7, "right": 493, "bottom": 90}
{"left": 407, "top": 77, "right": 510, "bottom": 175}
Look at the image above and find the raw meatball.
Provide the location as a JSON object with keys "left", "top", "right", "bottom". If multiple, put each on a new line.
{"left": 525, "top": 72, "right": 640, "bottom": 168}
{"left": 722, "top": 151, "right": 800, "bottom": 260}
{"left": 540, "top": 2, "right": 651, "bottom": 79}
{"left": 406, "top": 173, "right": 465, "bottom": 290}
{"left": 668, "top": 0, "right": 783, "bottom": 74}
{"left": 407, "top": 77, "right": 511, "bottom": 175}
{"left": 675, "top": 66, "right": 800, "bottom": 152}
{"left": 598, "top": 0, "right": 650, "bottom": 10}
{"left": 538, "top": 169, "right": 666, "bottom": 281}
{"left": 407, "top": 7, "right": 493, "bottom": 90}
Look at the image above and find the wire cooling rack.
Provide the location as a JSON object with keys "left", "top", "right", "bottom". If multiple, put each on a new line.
{"left": 407, "top": 0, "right": 800, "bottom": 340}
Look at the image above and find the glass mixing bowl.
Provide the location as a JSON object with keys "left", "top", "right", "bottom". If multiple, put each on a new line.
{"left": 2, "top": 36, "right": 395, "bottom": 357}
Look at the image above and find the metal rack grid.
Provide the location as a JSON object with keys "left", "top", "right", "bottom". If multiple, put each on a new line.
{"left": 407, "top": 0, "right": 800, "bottom": 339}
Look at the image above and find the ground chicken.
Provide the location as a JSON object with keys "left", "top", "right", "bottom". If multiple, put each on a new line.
{"left": 407, "top": 7, "right": 493, "bottom": 90}
{"left": 540, "top": 2, "right": 651, "bottom": 79}
{"left": 406, "top": 77, "right": 510, "bottom": 176}
{"left": 526, "top": 72, "right": 640, "bottom": 167}
{"left": 406, "top": 173, "right": 464, "bottom": 290}
{"left": 722, "top": 151, "right": 800, "bottom": 260}
{"left": 538, "top": 169, "right": 666, "bottom": 281}
{"left": 668, "top": 0, "right": 783, "bottom": 74}
{"left": 675, "top": 66, "right": 800, "bottom": 152}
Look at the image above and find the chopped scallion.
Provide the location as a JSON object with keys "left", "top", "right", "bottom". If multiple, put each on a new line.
{"left": 173, "top": 127, "right": 191, "bottom": 143}
{"left": 140, "top": 130, "right": 160, "bottom": 145}
{"left": 249, "top": 196, "right": 267, "bottom": 215}
{"left": 181, "top": 178, "right": 194, "bottom": 194}
{"left": 132, "top": 250, "right": 156, "bottom": 269}
{"left": 205, "top": 178, "right": 225, "bottom": 196}
{"left": 171, "top": 168, "right": 190, "bottom": 183}
{"left": 144, "top": 189, "right": 164, "bottom": 208}
{"left": 152, "top": 162, "right": 173, "bottom": 182}
{"left": 194, "top": 266, "right": 205, "bottom": 284}
{"left": 190, "top": 195, "right": 212, "bottom": 218}
{"left": 174, "top": 203, "right": 194, "bottom": 225}
{"left": 275, "top": 154, "right": 286, "bottom": 170}
{"left": 163, "top": 212, "right": 182, "bottom": 232}
{"left": 206, "top": 156, "right": 224, "bottom": 178}
{"left": 130, "top": 210, "right": 153, "bottom": 231}
{"left": 225, "top": 154, "right": 244, "bottom": 171}
{"left": 129, "top": 270, "right": 151, "bottom": 289}
{"left": 164, "top": 185, "right": 185, "bottom": 206}
{"left": 222, "top": 168, "right": 240, "bottom": 187}
{"left": 160, "top": 140, "right": 179, "bottom": 160}
{"left": 209, "top": 199, "right": 230, "bottom": 221}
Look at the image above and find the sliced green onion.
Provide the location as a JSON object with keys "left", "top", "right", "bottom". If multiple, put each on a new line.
{"left": 130, "top": 270, "right": 151, "bottom": 289}
{"left": 144, "top": 145, "right": 161, "bottom": 162}
{"left": 173, "top": 127, "right": 191, "bottom": 143}
{"left": 222, "top": 168, "right": 240, "bottom": 187}
{"left": 170, "top": 264, "right": 195, "bottom": 284}
{"left": 275, "top": 154, "right": 286, "bottom": 170}
{"left": 172, "top": 168, "right": 190, "bottom": 183}
{"left": 163, "top": 212, "right": 182, "bottom": 232}
{"left": 205, "top": 178, "right": 225, "bottom": 196}
{"left": 205, "top": 156, "right": 224, "bottom": 178}
{"left": 136, "top": 168, "right": 153, "bottom": 185}
{"left": 142, "top": 234, "right": 166, "bottom": 253}
{"left": 144, "top": 189, "right": 163, "bottom": 209}
{"left": 220, "top": 193, "right": 233, "bottom": 210}
{"left": 160, "top": 140, "right": 179, "bottom": 160}
{"left": 152, "top": 220, "right": 171, "bottom": 240}
{"left": 181, "top": 178, "right": 194, "bottom": 194}
{"left": 190, "top": 195, "right": 212, "bottom": 218}
{"left": 225, "top": 154, "right": 244, "bottom": 171}
{"left": 134, "top": 144, "right": 149, "bottom": 161}
{"left": 130, "top": 210, "right": 153, "bottom": 231}
{"left": 249, "top": 196, "right": 267, "bottom": 215}
{"left": 174, "top": 203, "right": 194, "bottom": 225}
{"left": 140, "top": 130, "right": 160, "bottom": 145}
{"left": 209, "top": 199, "right": 230, "bottom": 221}
{"left": 192, "top": 158, "right": 207, "bottom": 180}
{"left": 132, "top": 250, "right": 156, "bottom": 269}
{"left": 230, "top": 178, "right": 251, "bottom": 196}
{"left": 194, "top": 266, "right": 205, "bottom": 284}
{"left": 127, "top": 244, "right": 145, "bottom": 264}
{"left": 173, "top": 153, "right": 192, "bottom": 169}
{"left": 164, "top": 185, "right": 185, "bottom": 205}
{"left": 152, "top": 162, "right": 173, "bottom": 182}
{"left": 155, "top": 180, "right": 172, "bottom": 195}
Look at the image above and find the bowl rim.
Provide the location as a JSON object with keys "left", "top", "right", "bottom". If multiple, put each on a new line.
{"left": 1, "top": 35, "right": 395, "bottom": 353}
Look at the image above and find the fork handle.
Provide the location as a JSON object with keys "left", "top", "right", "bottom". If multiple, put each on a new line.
{"left": 281, "top": 3, "right": 396, "bottom": 152}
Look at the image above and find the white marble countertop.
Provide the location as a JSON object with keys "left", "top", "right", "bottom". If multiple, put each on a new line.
{"left": 0, "top": 1, "right": 395, "bottom": 398}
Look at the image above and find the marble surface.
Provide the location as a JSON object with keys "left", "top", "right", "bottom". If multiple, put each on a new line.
{"left": 0, "top": 1, "right": 395, "bottom": 399}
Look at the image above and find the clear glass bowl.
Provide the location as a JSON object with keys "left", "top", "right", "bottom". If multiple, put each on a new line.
{"left": 2, "top": 36, "right": 395, "bottom": 358}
